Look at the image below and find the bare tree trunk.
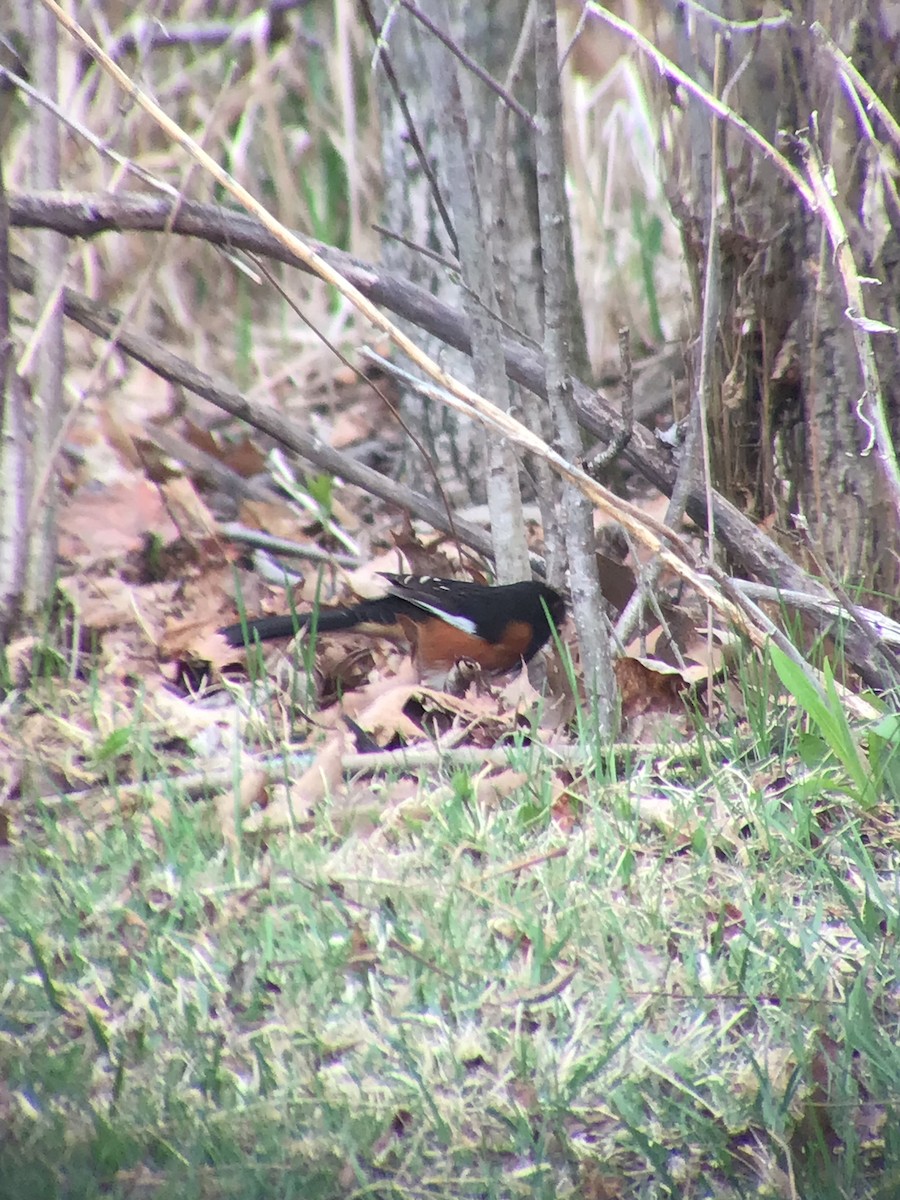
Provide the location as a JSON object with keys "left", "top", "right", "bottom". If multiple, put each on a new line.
{"left": 25, "top": 0, "right": 65, "bottom": 612}
{"left": 0, "top": 79, "right": 29, "bottom": 637}
{"left": 662, "top": 0, "right": 900, "bottom": 605}
{"left": 371, "top": 0, "right": 545, "bottom": 507}
{"left": 422, "top": 0, "right": 531, "bottom": 579}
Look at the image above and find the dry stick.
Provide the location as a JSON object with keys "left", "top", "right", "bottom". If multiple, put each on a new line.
{"left": 374, "top": 221, "right": 541, "bottom": 351}
{"left": 585, "top": 328, "right": 633, "bottom": 472}
{"left": 146, "top": 422, "right": 282, "bottom": 506}
{"left": 795, "top": 521, "right": 900, "bottom": 679}
{"left": 534, "top": 0, "right": 614, "bottom": 727}
{"left": 725, "top": 579, "right": 900, "bottom": 648}
{"left": 614, "top": 427, "right": 695, "bottom": 649}
{"left": 795, "top": 126, "right": 900, "bottom": 522}
{"left": 218, "top": 524, "right": 358, "bottom": 569}
{"left": 676, "top": 1, "right": 790, "bottom": 32}
{"left": 8, "top": 254, "right": 500, "bottom": 566}
{"left": 371, "top": 223, "right": 458, "bottom": 272}
{"left": 0, "top": 66, "right": 181, "bottom": 197}
{"left": 372, "top": 219, "right": 545, "bottom": 401}
{"left": 712, "top": 575, "right": 878, "bottom": 722}
{"left": 558, "top": 3, "right": 589, "bottom": 73}
{"left": 834, "top": 66, "right": 900, "bottom": 228}
{"left": 606, "top": 333, "right": 686, "bottom": 658}
{"left": 60, "top": 744, "right": 588, "bottom": 812}
{"left": 615, "top": 26, "right": 725, "bottom": 655}
{"left": 104, "top": 2, "right": 317, "bottom": 60}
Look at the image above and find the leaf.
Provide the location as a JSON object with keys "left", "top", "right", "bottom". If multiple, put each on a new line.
{"left": 769, "top": 646, "right": 873, "bottom": 805}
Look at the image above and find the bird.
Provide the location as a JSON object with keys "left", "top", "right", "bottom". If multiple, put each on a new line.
{"left": 219, "top": 573, "right": 566, "bottom": 675}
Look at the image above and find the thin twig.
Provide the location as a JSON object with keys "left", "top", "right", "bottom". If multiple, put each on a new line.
{"left": 104, "top": 2, "right": 318, "bottom": 60}
{"left": 59, "top": 742, "right": 591, "bottom": 810}
{"left": 371, "top": 222, "right": 459, "bottom": 272}
{"left": 616, "top": 30, "right": 725, "bottom": 656}
{"left": 792, "top": 519, "right": 900, "bottom": 679}
{"left": 218, "top": 523, "right": 358, "bottom": 568}
{"left": 0, "top": 65, "right": 180, "bottom": 196}
{"left": 677, "top": 1, "right": 790, "bottom": 32}
{"left": 585, "top": 327, "right": 632, "bottom": 470}
{"left": 251, "top": 251, "right": 467, "bottom": 563}
{"left": 724, "top": 578, "right": 900, "bottom": 650}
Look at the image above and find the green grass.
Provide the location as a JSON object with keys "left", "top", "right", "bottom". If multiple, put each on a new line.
{"left": 2, "top": 643, "right": 899, "bottom": 1199}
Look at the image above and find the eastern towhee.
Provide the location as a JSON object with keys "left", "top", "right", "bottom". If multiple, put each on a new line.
{"left": 220, "top": 574, "right": 566, "bottom": 674}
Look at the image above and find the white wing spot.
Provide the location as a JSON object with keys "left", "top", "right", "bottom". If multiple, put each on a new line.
{"left": 405, "top": 598, "right": 477, "bottom": 634}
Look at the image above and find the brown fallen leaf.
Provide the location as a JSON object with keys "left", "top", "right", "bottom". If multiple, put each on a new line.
{"left": 615, "top": 655, "right": 686, "bottom": 719}
{"left": 239, "top": 498, "right": 311, "bottom": 542}
{"left": 214, "top": 768, "right": 270, "bottom": 851}
{"left": 160, "top": 477, "right": 220, "bottom": 545}
{"left": 183, "top": 421, "right": 267, "bottom": 478}
{"left": 473, "top": 768, "right": 530, "bottom": 809}
{"left": 348, "top": 683, "right": 429, "bottom": 745}
{"left": 246, "top": 727, "right": 352, "bottom": 830}
{"left": 61, "top": 575, "right": 178, "bottom": 639}
{"left": 60, "top": 479, "right": 179, "bottom": 563}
